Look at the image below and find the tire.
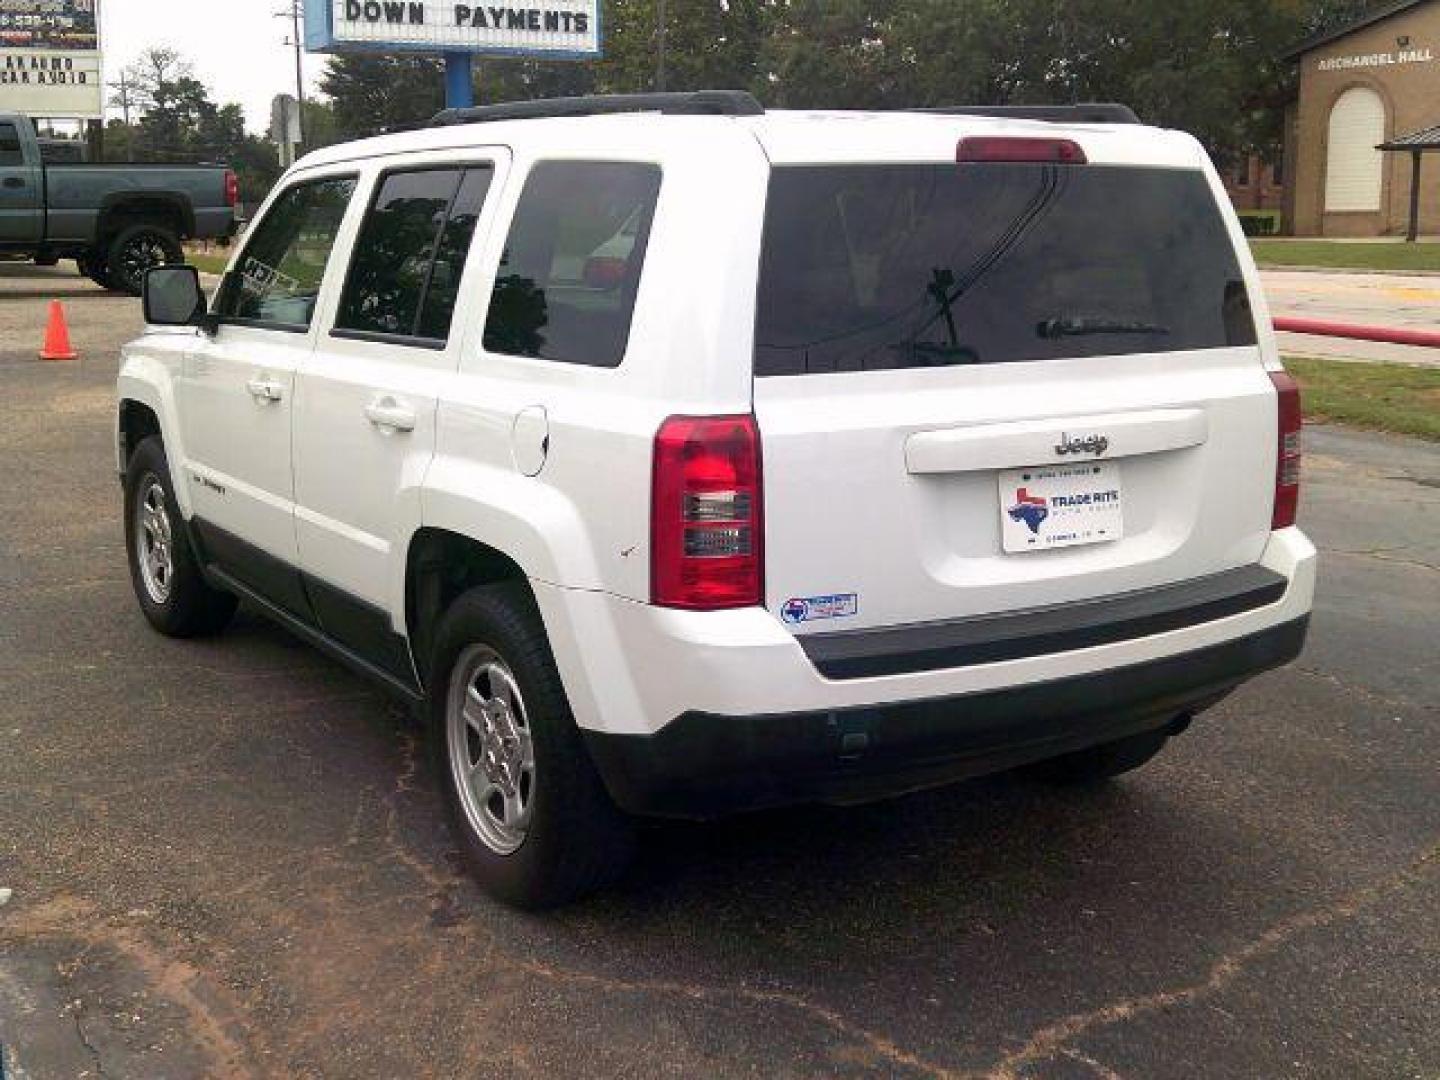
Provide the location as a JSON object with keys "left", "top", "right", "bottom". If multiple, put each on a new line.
{"left": 124, "top": 436, "right": 237, "bottom": 638}
{"left": 1030, "top": 727, "right": 1171, "bottom": 785}
{"left": 429, "top": 584, "right": 635, "bottom": 909}
{"left": 33, "top": 252, "right": 59, "bottom": 267}
{"left": 106, "top": 223, "right": 183, "bottom": 296}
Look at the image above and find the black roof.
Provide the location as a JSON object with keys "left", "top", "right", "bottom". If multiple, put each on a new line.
{"left": 1281, "top": 0, "right": 1432, "bottom": 61}
{"left": 1380, "top": 122, "right": 1440, "bottom": 150}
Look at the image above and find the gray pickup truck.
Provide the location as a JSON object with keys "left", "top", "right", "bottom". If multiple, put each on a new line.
{"left": 0, "top": 114, "right": 238, "bottom": 295}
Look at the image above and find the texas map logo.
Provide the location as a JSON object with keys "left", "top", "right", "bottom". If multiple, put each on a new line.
{"left": 1007, "top": 488, "right": 1050, "bottom": 534}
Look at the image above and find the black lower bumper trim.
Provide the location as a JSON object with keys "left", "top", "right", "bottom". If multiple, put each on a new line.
{"left": 799, "top": 565, "right": 1288, "bottom": 679}
{"left": 585, "top": 616, "right": 1309, "bottom": 819}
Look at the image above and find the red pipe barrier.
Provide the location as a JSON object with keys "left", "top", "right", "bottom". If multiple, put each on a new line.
{"left": 1273, "top": 316, "right": 1440, "bottom": 349}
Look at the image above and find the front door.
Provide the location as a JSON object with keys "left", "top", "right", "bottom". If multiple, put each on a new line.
{"left": 0, "top": 121, "right": 41, "bottom": 243}
{"left": 292, "top": 157, "right": 504, "bottom": 676}
{"left": 175, "top": 173, "right": 359, "bottom": 615}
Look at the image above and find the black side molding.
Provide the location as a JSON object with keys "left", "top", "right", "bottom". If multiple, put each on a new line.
{"left": 800, "top": 565, "right": 1288, "bottom": 680}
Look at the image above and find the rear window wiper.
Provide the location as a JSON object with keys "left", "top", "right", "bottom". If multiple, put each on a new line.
{"left": 1037, "top": 317, "right": 1170, "bottom": 339}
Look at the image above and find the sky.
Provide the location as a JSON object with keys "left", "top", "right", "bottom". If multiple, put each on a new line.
{"left": 102, "top": 0, "right": 327, "bottom": 133}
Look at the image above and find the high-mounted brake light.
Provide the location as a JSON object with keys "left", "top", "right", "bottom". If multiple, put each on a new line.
{"left": 652, "top": 415, "right": 764, "bottom": 610}
{"left": 1270, "top": 370, "right": 1302, "bottom": 530}
{"left": 224, "top": 169, "right": 240, "bottom": 208}
{"left": 956, "top": 137, "right": 1087, "bottom": 164}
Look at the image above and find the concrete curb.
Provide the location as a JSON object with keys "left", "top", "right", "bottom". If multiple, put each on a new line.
{"left": 1258, "top": 263, "right": 1440, "bottom": 278}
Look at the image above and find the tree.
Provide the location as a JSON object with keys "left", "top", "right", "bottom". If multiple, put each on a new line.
{"left": 319, "top": 54, "right": 447, "bottom": 137}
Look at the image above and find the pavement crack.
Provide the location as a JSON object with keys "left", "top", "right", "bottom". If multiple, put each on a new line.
{"left": 982, "top": 841, "right": 1440, "bottom": 1079}
{"left": 511, "top": 958, "right": 955, "bottom": 1078}
{"left": 1060, "top": 1048, "right": 1124, "bottom": 1079}
{"left": 1292, "top": 665, "right": 1419, "bottom": 712}
{"left": 1325, "top": 546, "right": 1440, "bottom": 574}
{"left": 380, "top": 732, "right": 453, "bottom": 894}
{"left": 69, "top": 998, "right": 109, "bottom": 1079}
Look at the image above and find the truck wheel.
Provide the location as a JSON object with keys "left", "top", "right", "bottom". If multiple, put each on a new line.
{"left": 429, "top": 584, "right": 635, "bottom": 909}
{"left": 107, "top": 223, "right": 183, "bottom": 296}
{"left": 33, "top": 252, "right": 58, "bottom": 267}
{"left": 124, "top": 436, "right": 237, "bottom": 638}
{"left": 1030, "top": 728, "right": 1171, "bottom": 785}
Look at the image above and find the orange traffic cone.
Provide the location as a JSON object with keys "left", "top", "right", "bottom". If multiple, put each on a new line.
{"left": 39, "top": 300, "right": 77, "bottom": 362}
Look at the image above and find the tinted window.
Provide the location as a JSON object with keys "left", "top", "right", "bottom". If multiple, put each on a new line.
{"left": 217, "top": 176, "right": 356, "bottom": 330}
{"left": 483, "top": 162, "right": 661, "bottom": 368}
{"left": 418, "top": 168, "right": 493, "bottom": 340}
{"left": 337, "top": 166, "right": 492, "bottom": 343}
{"left": 0, "top": 123, "right": 23, "bottom": 166}
{"left": 754, "top": 165, "right": 1256, "bottom": 376}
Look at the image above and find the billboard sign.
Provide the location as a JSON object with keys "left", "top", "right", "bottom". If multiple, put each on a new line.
{"left": 304, "top": 0, "right": 601, "bottom": 59}
{"left": 0, "top": 0, "right": 102, "bottom": 118}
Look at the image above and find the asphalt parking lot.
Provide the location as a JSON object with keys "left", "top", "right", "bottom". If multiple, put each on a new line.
{"left": 0, "top": 263, "right": 1436, "bottom": 1079}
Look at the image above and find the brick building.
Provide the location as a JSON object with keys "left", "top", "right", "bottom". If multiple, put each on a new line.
{"left": 1283, "top": 0, "right": 1440, "bottom": 237}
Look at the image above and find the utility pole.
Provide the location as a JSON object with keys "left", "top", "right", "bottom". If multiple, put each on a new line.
{"left": 276, "top": 1, "right": 306, "bottom": 150}
{"left": 656, "top": 0, "right": 667, "bottom": 92}
{"left": 108, "top": 71, "right": 134, "bottom": 126}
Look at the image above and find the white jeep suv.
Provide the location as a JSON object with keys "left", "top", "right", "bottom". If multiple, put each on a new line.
{"left": 117, "top": 92, "right": 1314, "bottom": 908}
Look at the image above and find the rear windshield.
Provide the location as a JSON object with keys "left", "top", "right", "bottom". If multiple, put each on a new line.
{"left": 754, "top": 164, "right": 1256, "bottom": 376}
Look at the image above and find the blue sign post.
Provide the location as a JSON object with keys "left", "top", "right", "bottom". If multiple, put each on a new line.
{"left": 303, "top": 1, "right": 602, "bottom": 111}
{"left": 445, "top": 54, "right": 475, "bottom": 110}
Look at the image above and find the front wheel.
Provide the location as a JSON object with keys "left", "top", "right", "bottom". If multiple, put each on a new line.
{"left": 107, "top": 223, "right": 183, "bottom": 296}
{"left": 124, "top": 436, "right": 237, "bottom": 637}
{"left": 429, "top": 584, "right": 635, "bottom": 909}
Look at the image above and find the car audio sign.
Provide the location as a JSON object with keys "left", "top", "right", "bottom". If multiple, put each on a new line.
{"left": 0, "top": 0, "right": 102, "bottom": 117}
{"left": 304, "top": 0, "right": 601, "bottom": 58}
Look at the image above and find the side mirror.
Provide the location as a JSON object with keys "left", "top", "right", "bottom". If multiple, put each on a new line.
{"left": 143, "top": 265, "right": 210, "bottom": 330}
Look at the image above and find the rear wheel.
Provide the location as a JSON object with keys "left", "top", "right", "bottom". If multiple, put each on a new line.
{"left": 1031, "top": 728, "right": 1171, "bottom": 784}
{"left": 107, "top": 223, "right": 183, "bottom": 296}
{"left": 124, "top": 436, "right": 237, "bottom": 637}
{"left": 429, "top": 584, "right": 635, "bottom": 909}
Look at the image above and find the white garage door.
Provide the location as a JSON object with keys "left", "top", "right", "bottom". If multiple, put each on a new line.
{"left": 1325, "top": 87, "right": 1386, "bottom": 212}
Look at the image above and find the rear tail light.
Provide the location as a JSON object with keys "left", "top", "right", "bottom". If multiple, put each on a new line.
{"left": 957, "top": 137, "right": 1087, "bottom": 164}
{"left": 1270, "top": 370, "right": 1302, "bottom": 529}
{"left": 224, "top": 169, "right": 239, "bottom": 208}
{"left": 652, "top": 415, "right": 764, "bottom": 610}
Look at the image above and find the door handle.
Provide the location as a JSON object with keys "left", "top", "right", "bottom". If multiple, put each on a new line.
{"left": 246, "top": 377, "right": 285, "bottom": 403}
{"left": 365, "top": 397, "right": 416, "bottom": 433}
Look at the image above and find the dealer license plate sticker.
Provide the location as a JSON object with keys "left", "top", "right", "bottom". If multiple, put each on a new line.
{"left": 999, "top": 462, "right": 1124, "bottom": 553}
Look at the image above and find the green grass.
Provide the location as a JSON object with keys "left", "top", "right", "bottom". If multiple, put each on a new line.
{"left": 1252, "top": 240, "right": 1440, "bottom": 273}
{"left": 184, "top": 252, "right": 231, "bottom": 275}
{"left": 1286, "top": 357, "right": 1440, "bottom": 441}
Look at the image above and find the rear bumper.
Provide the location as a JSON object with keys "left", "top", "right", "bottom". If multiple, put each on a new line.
{"left": 585, "top": 615, "right": 1308, "bottom": 817}
{"left": 532, "top": 528, "right": 1316, "bottom": 816}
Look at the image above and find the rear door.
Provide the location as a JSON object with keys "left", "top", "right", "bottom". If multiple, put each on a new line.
{"left": 292, "top": 155, "right": 505, "bottom": 675}
{"left": 0, "top": 120, "right": 42, "bottom": 243}
{"left": 752, "top": 148, "right": 1276, "bottom": 635}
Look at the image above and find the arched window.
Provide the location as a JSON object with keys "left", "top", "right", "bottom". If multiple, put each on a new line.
{"left": 1325, "top": 87, "right": 1386, "bottom": 212}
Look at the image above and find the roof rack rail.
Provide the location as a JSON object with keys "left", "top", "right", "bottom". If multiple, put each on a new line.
{"left": 916, "top": 103, "right": 1141, "bottom": 125}
{"left": 431, "top": 90, "right": 765, "bottom": 127}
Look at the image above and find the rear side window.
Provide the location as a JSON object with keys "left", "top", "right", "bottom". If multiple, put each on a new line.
{"left": 0, "top": 122, "right": 24, "bottom": 166}
{"left": 217, "top": 175, "right": 356, "bottom": 330}
{"left": 336, "top": 165, "right": 493, "bottom": 345}
{"left": 483, "top": 161, "right": 661, "bottom": 368}
{"left": 755, "top": 164, "right": 1256, "bottom": 376}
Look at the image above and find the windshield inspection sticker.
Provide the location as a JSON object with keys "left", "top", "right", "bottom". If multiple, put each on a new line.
{"left": 782, "top": 594, "right": 859, "bottom": 625}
